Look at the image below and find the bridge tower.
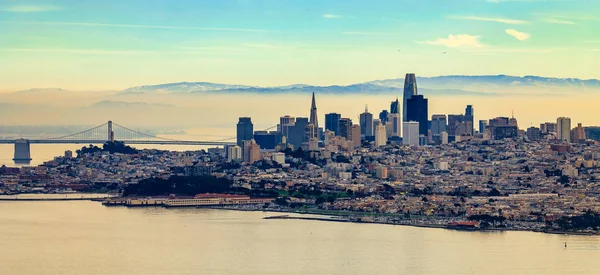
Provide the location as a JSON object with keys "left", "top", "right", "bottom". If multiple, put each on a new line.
{"left": 13, "top": 139, "right": 32, "bottom": 162}
{"left": 108, "top": 121, "right": 114, "bottom": 142}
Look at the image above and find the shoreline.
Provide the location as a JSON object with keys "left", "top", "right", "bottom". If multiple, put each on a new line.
{"left": 207, "top": 206, "right": 600, "bottom": 236}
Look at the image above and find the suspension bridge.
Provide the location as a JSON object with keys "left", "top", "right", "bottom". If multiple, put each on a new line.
{"left": 0, "top": 121, "right": 244, "bottom": 161}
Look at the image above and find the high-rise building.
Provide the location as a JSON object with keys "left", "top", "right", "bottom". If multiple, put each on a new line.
{"left": 338, "top": 118, "right": 353, "bottom": 140}
{"left": 288, "top": 117, "right": 309, "bottom": 149}
{"left": 227, "top": 145, "right": 242, "bottom": 162}
{"left": 304, "top": 124, "right": 316, "bottom": 142}
{"left": 379, "top": 110, "right": 389, "bottom": 124}
{"left": 465, "top": 105, "right": 474, "bottom": 135}
{"left": 387, "top": 113, "right": 401, "bottom": 137}
{"left": 557, "top": 117, "right": 571, "bottom": 143}
{"left": 406, "top": 95, "right": 428, "bottom": 136}
{"left": 253, "top": 131, "right": 283, "bottom": 149}
{"left": 403, "top": 73, "right": 418, "bottom": 122}
{"left": 440, "top": 131, "right": 449, "bottom": 144}
{"left": 359, "top": 106, "right": 374, "bottom": 138}
{"left": 479, "top": 120, "right": 487, "bottom": 134}
{"left": 403, "top": 121, "right": 419, "bottom": 146}
{"left": 431, "top": 115, "right": 447, "bottom": 136}
{"left": 526, "top": 127, "right": 542, "bottom": 141}
{"left": 351, "top": 125, "right": 361, "bottom": 148}
{"left": 447, "top": 114, "right": 465, "bottom": 136}
{"left": 572, "top": 123, "right": 586, "bottom": 143}
{"left": 325, "top": 113, "right": 341, "bottom": 135}
{"left": 279, "top": 115, "right": 295, "bottom": 133}
{"left": 309, "top": 92, "right": 319, "bottom": 139}
{"left": 373, "top": 119, "right": 382, "bottom": 128}
{"left": 494, "top": 126, "right": 518, "bottom": 140}
{"left": 390, "top": 98, "right": 400, "bottom": 114}
{"left": 242, "top": 140, "right": 261, "bottom": 164}
{"left": 375, "top": 124, "right": 387, "bottom": 147}
{"left": 236, "top": 117, "right": 253, "bottom": 146}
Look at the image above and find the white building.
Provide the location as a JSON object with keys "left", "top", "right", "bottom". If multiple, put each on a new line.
{"left": 375, "top": 124, "right": 387, "bottom": 147}
{"left": 557, "top": 117, "right": 571, "bottom": 143}
{"left": 272, "top": 152, "right": 285, "bottom": 165}
{"left": 403, "top": 121, "right": 419, "bottom": 146}
{"left": 441, "top": 131, "right": 449, "bottom": 145}
{"left": 227, "top": 145, "right": 242, "bottom": 161}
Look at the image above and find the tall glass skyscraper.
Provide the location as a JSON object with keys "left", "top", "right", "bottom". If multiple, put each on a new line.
{"left": 390, "top": 98, "right": 400, "bottom": 114}
{"left": 465, "top": 105, "right": 474, "bottom": 135}
{"left": 236, "top": 117, "right": 254, "bottom": 146}
{"left": 406, "top": 95, "right": 428, "bottom": 136}
{"left": 325, "top": 113, "right": 341, "bottom": 135}
{"left": 359, "top": 106, "right": 374, "bottom": 138}
{"left": 403, "top": 73, "right": 418, "bottom": 122}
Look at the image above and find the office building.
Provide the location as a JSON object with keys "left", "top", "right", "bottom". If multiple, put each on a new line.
{"left": 227, "top": 145, "right": 242, "bottom": 162}
{"left": 526, "top": 127, "right": 542, "bottom": 141}
{"left": 479, "top": 120, "right": 487, "bottom": 134}
{"left": 309, "top": 92, "right": 319, "bottom": 138}
{"left": 431, "top": 115, "right": 447, "bottom": 136}
{"left": 403, "top": 73, "right": 418, "bottom": 121}
{"left": 403, "top": 121, "right": 419, "bottom": 146}
{"left": 351, "top": 125, "right": 361, "bottom": 148}
{"left": 440, "top": 131, "right": 449, "bottom": 145}
{"left": 390, "top": 98, "right": 400, "bottom": 114}
{"left": 406, "top": 95, "right": 428, "bottom": 136}
{"left": 279, "top": 115, "right": 295, "bottom": 133}
{"left": 379, "top": 110, "right": 389, "bottom": 124}
{"left": 236, "top": 117, "right": 253, "bottom": 146}
{"left": 253, "top": 131, "right": 283, "bottom": 150}
{"left": 540, "top": 122, "right": 557, "bottom": 134}
{"left": 360, "top": 106, "right": 374, "bottom": 138}
{"left": 465, "top": 105, "right": 474, "bottom": 135}
{"left": 272, "top": 152, "right": 285, "bottom": 165}
{"left": 494, "top": 126, "right": 518, "bottom": 140}
{"left": 288, "top": 117, "right": 309, "bottom": 149}
{"left": 375, "top": 124, "right": 387, "bottom": 147}
{"left": 387, "top": 113, "right": 401, "bottom": 137}
{"left": 325, "top": 113, "right": 341, "bottom": 135}
{"left": 242, "top": 140, "right": 261, "bottom": 164}
{"left": 557, "top": 117, "right": 571, "bottom": 143}
{"left": 338, "top": 118, "right": 353, "bottom": 140}
{"left": 447, "top": 114, "right": 465, "bottom": 136}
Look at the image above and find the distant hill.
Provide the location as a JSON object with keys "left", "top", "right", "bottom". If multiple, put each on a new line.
{"left": 116, "top": 75, "right": 600, "bottom": 95}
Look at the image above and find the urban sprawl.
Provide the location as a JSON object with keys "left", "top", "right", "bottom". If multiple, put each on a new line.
{"left": 2, "top": 73, "right": 600, "bottom": 233}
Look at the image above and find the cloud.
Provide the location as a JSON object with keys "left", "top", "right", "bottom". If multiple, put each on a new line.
{"left": 450, "top": 15, "right": 529, "bottom": 25}
{"left": 4, "top": 21, "right": 276, "bottom": 33}
{"left": 544, "top": 18, "right": 576, "bottom": 25}
{"left": 0, "top": 5, "right": 61, "bottom": 12}
{"left": 423, "top": 34, "right": 483, "bottom": 48}
{"left": 505, "top": 29, "right": 530, "bottom": 41}
{"left": 323, "top": 14, "right": 342, "bottom": 19}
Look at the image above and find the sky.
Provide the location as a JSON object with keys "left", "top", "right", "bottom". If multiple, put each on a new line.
{"left": 1, "top": 0, "right": 599, "bottom": 91}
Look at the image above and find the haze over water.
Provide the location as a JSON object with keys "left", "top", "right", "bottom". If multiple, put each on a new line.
{"left": 1, "top": 200, "right": 599, "bottom": 275}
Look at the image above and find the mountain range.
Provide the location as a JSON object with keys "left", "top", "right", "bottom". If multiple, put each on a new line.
{"left": 115, "top": 75, "right": 600, "bottom": 96}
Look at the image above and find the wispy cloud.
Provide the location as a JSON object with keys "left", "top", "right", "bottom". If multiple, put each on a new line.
{"left": 323, "top": 14, "right": 342, "bottom": 19}
{"left": 505, "top": 29, "right": 530, "bottom": 41}
{"left": 449, "top": 15, "right": 530, "bottom": 25}
{"left": 544, "top": 18, "right": 576, "bottom": 25}
{"left": 0, "top": 5, "right": 61, "bottom": 12}
{"left": 423, "top": 34, "right": 483, "bottom": 48}
{"left": 3, "top": 21, "right": 277, "bottom": 33}
{"left": 342, "top": 31, "right": 394, "bottom": 36}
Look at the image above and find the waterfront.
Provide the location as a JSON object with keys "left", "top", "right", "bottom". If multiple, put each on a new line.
{"left": 2, "top": 201, "right": 600, "bottom": 275}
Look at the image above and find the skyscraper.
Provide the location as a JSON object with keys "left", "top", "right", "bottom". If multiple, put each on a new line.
{"left": 387, "top": 113, "right": 401, "bottom": 137}
{"left": 465, "top": 105, "right": 474, "bottom": 135}
{"left": 447, "top": 115, "right": 465, "bottom": 137}
{"left": 242, "top": 139, "right": 261, "bottom": 164}
{"left": 359, "top": 106, "right": 374, "bottom": 138}
{"left": 288, "top": 117, "right": 309, "bottom": 149}
{"left": 403, "top": 121, "right": 419, "bottom": 146}
{"left": 572, "top": 123, "right": 586, "bottom": 143}
{"left": 325, "top": 113, "right": 341, "bottom": 135}
{"left": 375, "top": 124, "right": 386, "bottom": 147}
{"left": 351, "top": 125, "right": 361, "bottom": 148}
{"left": 309, "top": 92, "right": 319, "bottom": 138}
{"left": 479, "top": 120, "right": 487, "bottom": 134}
{"left": 406, "top": 95, "right": 428, "bottom": 136}
{"left": 390, "top": 98, "right": 400, "bottom": 114}
{"left": 338, "top": 118, "right": 353, "bottom": 140}
{"left": 236, "top": 117, "right": 253, "bottom": 146}
{"left": 403, "top": 73, "right": 418, "bottom": 122}
{"left": 379, "top": 110, "right": 389, "bottom": 124}
{"left": 557, "top": 117, "right": 571, "bottom": 143}
{"left": 431, "top": 115, "right": 447, "bottom": 136}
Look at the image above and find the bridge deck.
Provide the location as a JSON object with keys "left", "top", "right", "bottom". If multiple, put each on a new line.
{"left": 0, "top": 140, "right": 234, "bottom": 146}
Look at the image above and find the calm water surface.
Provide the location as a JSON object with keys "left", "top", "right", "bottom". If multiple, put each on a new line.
{"left": 1, "top": 201, "right": 600, "bottom": 275}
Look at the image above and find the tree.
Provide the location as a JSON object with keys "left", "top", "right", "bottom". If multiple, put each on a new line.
{"left": 488, "top": 188, "right": 501, "bottom": 197}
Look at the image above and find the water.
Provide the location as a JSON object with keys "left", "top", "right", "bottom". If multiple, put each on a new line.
{"left": 1, "top": 201, "right": 600, "bottom": 275}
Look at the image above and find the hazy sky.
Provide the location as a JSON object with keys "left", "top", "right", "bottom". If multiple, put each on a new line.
{"left": 1, "top": 0, "right": 599, "bottom": 91}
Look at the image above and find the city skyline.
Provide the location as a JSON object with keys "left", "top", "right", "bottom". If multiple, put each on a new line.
{"left": 1, "top": 0, "right": 600, "bottom": 90}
